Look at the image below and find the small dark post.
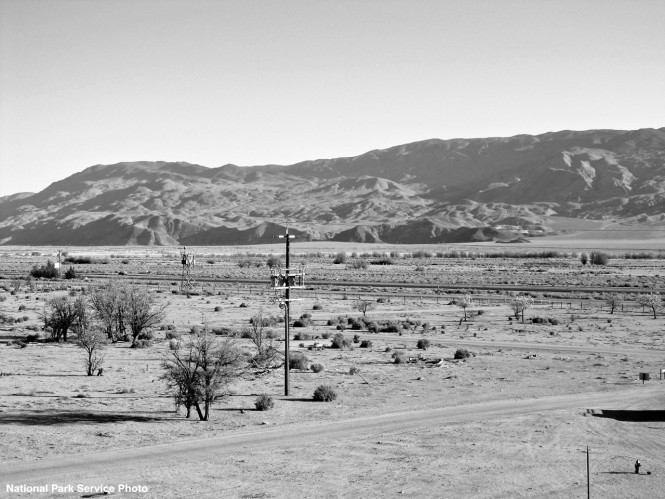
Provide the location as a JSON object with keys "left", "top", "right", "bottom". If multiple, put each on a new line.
{"left": 587, "top": 446, "right": 590, "bottom": 499}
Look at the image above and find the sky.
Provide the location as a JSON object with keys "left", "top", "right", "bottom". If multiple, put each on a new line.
{"left": 1, "top": 0, "right": 664, "bottom": 196}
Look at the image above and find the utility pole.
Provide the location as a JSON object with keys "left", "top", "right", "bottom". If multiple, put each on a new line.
{"left": 270, "top": 227, "right": 305, "bottom": 396}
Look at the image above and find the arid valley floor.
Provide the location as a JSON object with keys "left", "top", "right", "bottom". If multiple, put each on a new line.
{"left": 1, "top": 238, "right": 664, "bottom": 498}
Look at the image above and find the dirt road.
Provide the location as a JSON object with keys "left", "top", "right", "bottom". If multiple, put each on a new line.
{"left": 2, "top": 385, "right": 660, "bottom": 489}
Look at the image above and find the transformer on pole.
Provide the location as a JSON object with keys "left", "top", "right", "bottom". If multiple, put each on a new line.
{"left": 269, "top": 228, "right": 305, "bottom": 396}
{"left": 180, "top": 246, "right": 197, "bottom": 293}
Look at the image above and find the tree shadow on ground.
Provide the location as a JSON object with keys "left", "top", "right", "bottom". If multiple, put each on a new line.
{"left": 591, "top": 410, "right": 665, "bottom": 422}
{"left": 0, "top": 410, "right": 174, "bottom": 426}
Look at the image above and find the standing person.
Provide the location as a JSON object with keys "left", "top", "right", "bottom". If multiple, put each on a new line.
{"left": 635, "top": 460, "right": 641, "bottom": 474}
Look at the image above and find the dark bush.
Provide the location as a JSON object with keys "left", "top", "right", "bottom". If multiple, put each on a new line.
{"left": 310, "top": 363, "right": 324, "bottom": 373}
{"left": 266, "top": 256, "right": 282, "bottom": 268}
{"left": 392, "top": 351, "right": 406, "bottom": 364}
{"left": 417, "top": 339, "right": 431, "bottom": 350}
{"left": 350, "top": 259, "right": 368, "bottom": 270}
{"left": 590, "top": 251, "right": 610, "bottom": 265}
{"left": 380, "top": 322, "right": 400, "bottom": 333}
{"left": 293, "top": 331, "right": 312, "bottom": 341}
{"left": 331, "top": 333, "right": 350, "bottom": 349}
{"left": 454, "top": 348, "right": 475, "bottom": 360}
{"left": 359, "top": 339, "right": 373, "bottom": 348}
{"left": 289, "top": 352, "right": 309, "bottom": 370}
{"left": 371, "top": 258, "right": 394, "bottom": 265}
{"left": 254, "top": 394, "right": 274, "bottom": 411}
{"left": 165, "top": 330, "right": 180, "bottom": 340}
{"left": 321, "top": 332, "right": 331, "bottom": 339}
{"left": 313, "top": 303, "right": 323, "bottom": 310}
{"left": 214, "top": 306, "right": 222, "bottom": 312}
{"left": 313, "top": 385, "right": 337, "bottom": 402}
{"left": 333, "top": 252, "right": 347, "bottom": 264}
{"left": 353, "top": 334, "right": 361, "bottom": 343}
{"left": 30, "top": 260, "right": 59, "bottom": 279}
{"left": 64, "top": 266, "right": 77, "bottom": 279}
{"left": 132, "top": 339, "right": 152, "bottom": 349}
{"left": 137, "top": 330, "right": 154, "bottom": 340}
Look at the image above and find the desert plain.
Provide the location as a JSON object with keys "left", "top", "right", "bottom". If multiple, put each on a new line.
{"left": 0, "top": 238, "right": 664, "bottom": 498}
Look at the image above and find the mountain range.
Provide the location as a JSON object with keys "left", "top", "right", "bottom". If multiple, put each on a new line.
{"left": 1, "top": 127, "right": 664, "bottom": 245}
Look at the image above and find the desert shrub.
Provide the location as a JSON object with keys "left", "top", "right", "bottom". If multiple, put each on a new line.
{"left": 349, "top": 259, "right": 368, "bottom": 270}
{"left": 168, "top": 339, "right": 180, "bottom": 350}
{"left": 389, "top": 251, "right": 400, "bottom": 258}
{"left": 210, "top": 327, "right": 235, "bottom": 336}
{"left": 18, "top": 304, "right": 26, "bottom": 311}
{"left": 371, "top": 258, "right": 394, "bottom": 265}
{"left": 30, "top": 260, "right": 59, "bottom": 279}
{"left": 293, "top": 331, "right": 312, "bottom": 341}
{"left": 454, "top": 348, "right": 475, "bottom": 360}
{"left": 349, "top": 366, "right": 360, "bottom": 375}
{"left": 331, "top": 332, "right": 350, "bottom": 349}
{"left": 133, "top": 339, "right": 152, "bottom": 349}
{"left": 333, "top": 252, "right": 347, "bottom": 264}
{"left": 477, "top": 310, "right": 485, "bottom": 315}
{"left": 380, "top": 322, "right": 400, "bottom": 333}
{"left": 313, "top": 303, "right": 323, "bottom": 310}
{"left": 64, "top": 256, "right": 92, "bottom": 264}
{"left": 392, "top": 351, "right": 406, "bottom": 364}
{"left": 335, "top": 324, "right": 346, "bottom": 331}
{"left": 64, "top": 266, "right": 77, "bottom": 280}
{"left": 292, "top": 320, "right": 306, "bottom": 328}
{"left": 313, "top": 385, "right": 337, "bottom": 402}
{"left": 359, "top": 339, "right": 373, "bottom": 348}
{"left": 214, "top": 306, "right": 222, "bottom": 312}
{"left": 137, "top": 330, "right": 154, "bottom": 340}
{"left": 165, "top": 330, "right": 180, "bottom": 340}
{"left": 266, "top": 256, "right": 282, "bottom": 268}
{"left": 310, "top": 363, "right": 324, "bottom": 373}
{"left": 417, "top": 339, "right": 431, "bottom": 350}
{"left": 321, "top": 332, "right": 331, "bottom": 339}
{"left": 237, "top": 258, "right": 252, "bottom": 268}
{"left": 289, "top": 352, "right": 309, "bottom": 370}
{"left": 254, "top": 394, "right": 274, "bottom": 411}
{"left": 412, "top": 250, "right": 433, "bottom": 258}
{"left": 580, "top": 253, "right": 588, "bottom": 265}
{"left": 353, "top": 334, "right": 361, "bottom": 343}
{"left": 590, "top": 251, "right": 609, "bottom": 265}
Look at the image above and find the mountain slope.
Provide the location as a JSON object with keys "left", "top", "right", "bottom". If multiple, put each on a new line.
{"left": 1, "top": 127, "right": 664, "bottom": 245}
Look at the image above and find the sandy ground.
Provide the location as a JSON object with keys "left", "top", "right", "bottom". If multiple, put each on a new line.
{"left": 1, "top": 249, "right": 665, "bottom": 498}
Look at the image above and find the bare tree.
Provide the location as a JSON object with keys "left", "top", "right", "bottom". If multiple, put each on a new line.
{"left": 511, "top": 296, "right": 534, "bottom": 323}
{"left": 162, "top": 330, "right": 244, "bottom": 421}
{"left": 90, "top": 280, "right": 124, "bottom": 342}
{"left": 124, "top": 284, "right": 167, "bottom": 346}
{"left": 245, "top": 309, "right": 278, "bottom": 367}
{"left": 637, "top": 293, "right": 662, "bottom": 319}
{"left": 354, "top": 297, "right": 376, "bottom": 317}
{"left": 605, "top": 294, "right": 621, "bottom": 315}
{"left": 457, "top": 295, "right": 473, "bottom": 321}
{"left": 76, "top": 326, "right": 106, "bottom": 376}
{"left": 44, "top": 295, "right": 80, "bottom": 341}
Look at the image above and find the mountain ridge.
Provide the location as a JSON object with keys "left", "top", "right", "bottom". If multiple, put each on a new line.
{"left": 1, "top": 127, "right": 664, "bottom": 245}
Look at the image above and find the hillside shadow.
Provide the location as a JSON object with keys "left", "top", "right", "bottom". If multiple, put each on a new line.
{"left": 0, "top": 410, "right": 172, "bottom": 426}
{"left": 591, "top": 410, "right": 665, "bottom": 422}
